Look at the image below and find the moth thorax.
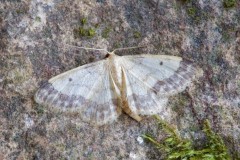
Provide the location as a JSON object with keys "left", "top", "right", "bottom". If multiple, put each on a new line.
{"left": 108, "top": 56, "right": 121, "bottom": 89}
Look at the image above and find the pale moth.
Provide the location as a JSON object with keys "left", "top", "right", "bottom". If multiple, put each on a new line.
{"left": 35, "top": 46, "right": 196, "bottom": 125}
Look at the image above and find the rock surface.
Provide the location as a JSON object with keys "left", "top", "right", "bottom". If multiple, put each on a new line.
{"left": 0, "top": 0, "right": 239, "bottom": 159}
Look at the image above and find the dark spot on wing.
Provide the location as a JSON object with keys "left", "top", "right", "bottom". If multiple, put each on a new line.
{"left": 160, "top": 61, "right": 163, "bottom": 65}
{"left": 69, "top": 78, "right": 72, "bottom": 81}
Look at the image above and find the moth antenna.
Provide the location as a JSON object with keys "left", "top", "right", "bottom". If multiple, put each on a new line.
{"left": 63, "top": 43, "right": 111, "bottom": 54}
{"left": 112, "top": 45, "right": 147, "bottom": 53}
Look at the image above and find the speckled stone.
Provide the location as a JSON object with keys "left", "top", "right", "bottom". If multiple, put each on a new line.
{"left": 0, "top": 0, "right": 239, "bottom": 159}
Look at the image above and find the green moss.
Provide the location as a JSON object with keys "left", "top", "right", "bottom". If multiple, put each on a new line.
{"left": 81, "top": 18, "right": 87, "bottom": 25}
{"left": 94, "top": 23, "right": 100, "bottom": 28}
{"left": 221, "top": 25, "right": 235, "bottom": 42}
{"left": 143, "top": 116, "right": 231, "bottom": 160}
{"left": 73, "top": 17, "right": 97, "bottom": 39}
{"left": 133, "top": 31, "right": 141, "bottom": 38}
{"left": 179, "top": 0, "right": 191, "bottom": 4}
{"left": 14, "top": 70, "right": 24, "bottom": 82}
{"left": 35, "top": 104, "right": 45, "bottom": 115}
{"left": 223, "top": 0, "right": 236, "bottom": 8}
{"left": 74, "top": 26, "right": 96, "bottom": 38}
{"left": 187, "top": 7, "right": 197, "bottom": 17}
{"left": 35, "top": 16, "right": 41, "bottom": 22}
{"left": 87, "top": 28, "right": 96, "bottom": 37}
{"left": 186, "top": 5, "right": 203, "bottom": 23}
{"left": 9, "top": 68, "right": 30, "bottom": 84}
{"left": 16, "top": 6, "right": 29, "bottom": 15}
{"left": 203, "top": 120, "right": 231, "bottom": 159}
{"left": 16, "top": 9, "right": 24, "bottom": 14}
{"left": 78, "top": 27, "right": 86, "bottom": 36}
{"left": 102, "top": 27, "right": 111, "bottom": 38}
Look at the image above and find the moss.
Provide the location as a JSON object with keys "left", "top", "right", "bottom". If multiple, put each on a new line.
{"left": 180, "top": 0, "right": 191, "bottom": 3}
{"left": 78, "top": 27, "right": 87, "bottom": 36}
{"left": 72, "top": 17, "right": 97, "bottom": 38}
{"left": 187, "top": 7, "right": 197, "bottom": 17}
{"left": 186, "top": 6, "right": 202, "bottom": 23}
{"left": 94, "top": 23, "right": 100, "bottom": 28}
{"left": 81, "top": 18, "right": 87, "bottom": 25}
{"left": 8, "top": 68, "right": 30, "bottom": 84}
{"left": 35, "top": 16, "right": 41, "bottom": 22}
{"left": 87, "top": 28, "right": 96, "bottom": 37}
{"left": 143, "top": 116, "right": 231, "bottom": 160}
{"left": 16, "top": 9, "right": 24, "bottom": 14}
{"left": 221, "top": 24, "right": 235, "bottom": 42}
{"left": 102, "top": 27, "right": 111, "bottom": 38}
{"left": 34, "top": 104, "right": 45, "bottom": 115}
{"left": 15, "top": 6, "right": 29, "bottom": 15}
{"left": 184, "top": 0, "right": 207, "bottom": 23}
{"left": 223, "top": 0, "right": 236, "bottom": 8}
{"left": 73, "top": 27, "right": 96, "bottom": 38}
{"left": 133, "top": 31, "right": 141, "bottom": 38}
{"left": 73, "top": 18, "right": 96, "bottom": 39}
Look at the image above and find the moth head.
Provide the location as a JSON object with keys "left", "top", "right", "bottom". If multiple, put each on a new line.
{"left": 104, "top": 51, "right": 116, "bottom": 59}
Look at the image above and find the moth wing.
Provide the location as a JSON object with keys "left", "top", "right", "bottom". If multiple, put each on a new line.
{"left": 119, "top": 54, "right": 196, "bottom": 115}
{"left": 35, "top": 60, "right": 121, "bottom": 125}
{"left": 121, "top": 54, "right": 196, "bottom": 96}
{"left": 121, "top": 66, "right": 169, "bottom": 116}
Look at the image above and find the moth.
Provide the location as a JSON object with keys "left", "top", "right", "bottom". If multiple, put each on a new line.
{"left": 35, "top": 47, "right": 196, "bottom": 125}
